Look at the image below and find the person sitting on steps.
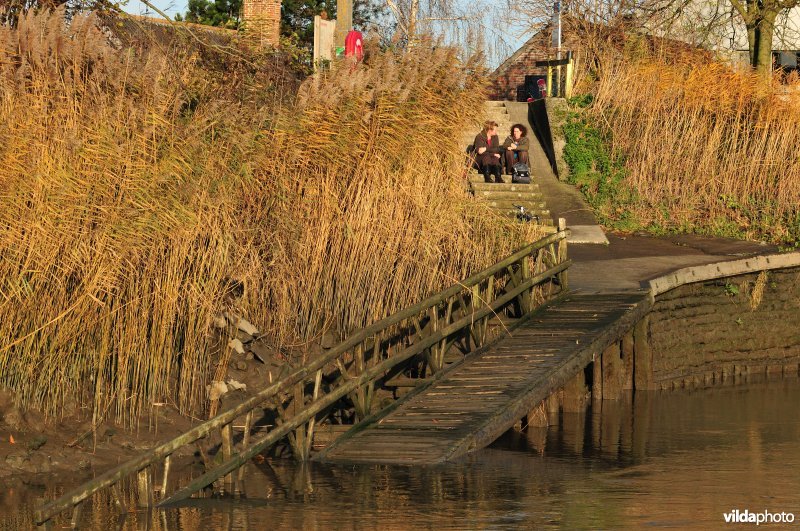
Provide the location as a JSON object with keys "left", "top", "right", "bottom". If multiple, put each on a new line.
{"left": 502, "top": 123, "right": 529, "bottom": 175}
{"left": 473, "top": 120, "right": 503, "bottom": 183}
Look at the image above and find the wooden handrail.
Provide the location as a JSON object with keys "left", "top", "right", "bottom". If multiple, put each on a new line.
{"left": 35, "top": 227, "right": 570, "bottom": 526}
{"left": 158, "top": 260, "right": 571, "bottom": 506}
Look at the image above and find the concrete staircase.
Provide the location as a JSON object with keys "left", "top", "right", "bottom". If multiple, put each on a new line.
{"left": 464, "top": 101, "right": 552, "bottom": 226}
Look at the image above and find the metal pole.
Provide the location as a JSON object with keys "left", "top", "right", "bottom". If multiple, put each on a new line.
{"left": 553, "top": 0, "right": 562, "bottom": 96}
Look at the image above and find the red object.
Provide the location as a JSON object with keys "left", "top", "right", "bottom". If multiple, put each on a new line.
{"left": 537, "top": 78, "right": 547, "bottom": 98}
{"left": 345, "top": 30, "right": 364, "bottom": 61}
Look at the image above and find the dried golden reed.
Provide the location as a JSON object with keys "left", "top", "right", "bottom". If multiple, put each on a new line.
{"left": 584, "top": 50, "right": 800, "bottom": 243}
{"left": 0, "top": 11, "right": 537, "bottom": 424}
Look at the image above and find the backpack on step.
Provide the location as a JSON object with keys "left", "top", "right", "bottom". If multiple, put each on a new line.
{"left": 511, "top": 162, "right": 531, "bottom": 184}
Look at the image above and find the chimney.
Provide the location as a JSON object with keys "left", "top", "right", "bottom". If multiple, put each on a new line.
{"left": 242, "top": 0, "right": 281, "bottom": 47}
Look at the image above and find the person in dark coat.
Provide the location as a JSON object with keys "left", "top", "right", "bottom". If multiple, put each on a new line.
{"left": 473, "top": 120, "right": 503, "bottom": 183}
{"left": 502, "top": 124, "right": 530, "bottom": 175}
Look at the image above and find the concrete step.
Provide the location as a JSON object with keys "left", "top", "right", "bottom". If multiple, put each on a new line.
{"left": 496, "top": 210, "right": 554, "bottom": 225}
{"left": 469, "top": 182, "right": 540, "bottom": 192}
{"left": 501, "top": 213, "right": 554, "bottom": 226}
{"left": 485, "top": 199, "right": 548, "bottom": 210}
{"left": 473, "top": 190, "right": 544, "bottom": 201}
{"left": 483, "top": 101, "right": 507, "bottom": 108}
{"left": 468, "top": 175, "right": 541, "bottom": 185}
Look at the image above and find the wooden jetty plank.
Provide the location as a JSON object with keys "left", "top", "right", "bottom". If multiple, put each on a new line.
{"left": 317, "top": 291, "right": 651, "bottom": 465}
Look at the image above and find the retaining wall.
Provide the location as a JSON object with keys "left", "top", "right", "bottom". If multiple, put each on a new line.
{"left": 641, "top": 253, "right": 800, "bottom": 389}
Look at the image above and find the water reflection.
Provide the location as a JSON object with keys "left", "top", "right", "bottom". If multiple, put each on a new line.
{"left": 7, "top": 378, "right": 800, "bottom": 529}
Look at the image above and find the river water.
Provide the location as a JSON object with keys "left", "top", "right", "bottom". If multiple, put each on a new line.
{"left": 6, "top": 378, "right": 800, "bottom": 529}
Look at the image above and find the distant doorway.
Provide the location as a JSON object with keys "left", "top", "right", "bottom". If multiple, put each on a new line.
{"left": 517, "top": 75, "right": 548, "bottom": 101}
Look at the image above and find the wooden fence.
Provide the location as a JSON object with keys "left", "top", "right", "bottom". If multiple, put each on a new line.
{"left": 35, "top": 222, "right": 570, "bottom": 527}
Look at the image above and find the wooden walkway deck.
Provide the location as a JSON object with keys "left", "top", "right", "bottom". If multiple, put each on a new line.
{"left": 317, "top": 291, "right": 651, "bottom": 465}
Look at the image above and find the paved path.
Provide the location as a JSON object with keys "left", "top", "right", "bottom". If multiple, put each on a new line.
{"left": 503, "top": 100, "right": 776, "bottom": 291}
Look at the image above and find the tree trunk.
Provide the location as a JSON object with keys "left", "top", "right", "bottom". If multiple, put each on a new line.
{"left": 753, "top": 11, "right": 777, "bottom": 78}
{"left": 748, "top": 25, "right": 757, "bottom": 66}
{"left": 746, "top": 0, "right": 757, "bottom": 66}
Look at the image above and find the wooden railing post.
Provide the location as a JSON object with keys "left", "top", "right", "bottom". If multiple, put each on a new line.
{"left": 565, "top": 53, "right": 574, "bottom": 99}
{"left": 221, "top": 423, "right": 234, "bottom": 491}
{"left": 137, "top": 466, "right": 154, "bottom": 507}
{"left": 236, "top": 410, "right": 254, "bottom": 492}
{"left": 302, "top": 369, "right": 323, "bottom": 460}
{"left": 520, "top": 256, "right": 532, "bottom": 315}
{"left": 159, "top": 455, "right": 172, "bottom": 500}
{"left": 557, "top": 218, "right": 569, "bottom": 290}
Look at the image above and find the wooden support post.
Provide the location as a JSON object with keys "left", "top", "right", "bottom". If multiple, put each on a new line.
{"left": 435, "top": 301, "right": 453, "bottom": 370}
{"left": 545, "top": 392, "right": 561, "bottom": 426}
{"left": 562, "top": 369, "right": 587, "bottom": 412}
{"left": 137, "top": 467, "right": 154, "bottom": 508}
{"left": 293, "top": 380, "right": 309, "bottom": 453}
{"left": 590, "top": 392, "right": 602, "bottom": 447}
{"left": 546, "top": 66, "right": 553, "bottom": 97}
{"left": 110, "top": 484, "right": 126, "bottom": 515}
{"left": 555, "top": 64, "right": 562, "bottom": 97}
{"left": 557, "top": 218, "right": 568, "bottom": 290}
{"left": 622, "top": 331, "right": 635, "bottom": 391}
{"left": 633, "top": 316, "right": 655, "bottom": 390}
{"left": 221, "top": 423, "right": 234, "bottom": 491}
{"left": 302, "top": 369, "right": 323, "bottom": 461}
{"left": 237, "top": 410, "right": 254, "bottom": 491}
{"left": 472, "top": 285, "right": 485, "bottom": 346}
{"left": 520, "top": 257, "right": 532, "bottom": 315}
{"left": 565, "top": 56, "right": 574, "bottom": 99}
{"left": 601, "top": 342, "right": 622, "bottom": 400}
{"left": 70, "top": 501, "right": 83, "bottom": 529}
{"left": 160, "top": 455, "right": 171, "bottom": 499}
{"left": 592, "top": 354, "right": 602, "bottom": 401}
{"left": 427, "top": 307, "right": 439, "bottom": 374}
{"left": 353, "top": 342, "right": 366, "bottom": 418}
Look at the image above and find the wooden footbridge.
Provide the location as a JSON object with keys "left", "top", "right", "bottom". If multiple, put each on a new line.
{"left": 318, "top": 292, "right": 647, "bottom": 464}
{"left": 35, "top": 222, "right": 652, "bottom": 527}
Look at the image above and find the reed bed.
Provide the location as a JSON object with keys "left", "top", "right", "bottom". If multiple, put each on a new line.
{"left": 578, "top": 50, "right": 800, "bottom": 244}
{"left": 0, "top": 10, "right": 537, "bottom": 424}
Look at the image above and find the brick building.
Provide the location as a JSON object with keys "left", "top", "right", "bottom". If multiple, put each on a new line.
{"left": 243, "top": 0, "right": 282, "bottom": 47}
{"left": 489, "top": 23, "right": 578, "bottom": 101}
{"left": 489, "top": 19, "right": 706, "bottom": 101}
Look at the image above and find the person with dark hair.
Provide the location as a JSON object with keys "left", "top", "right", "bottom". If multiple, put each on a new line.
{"left": 473, "top": 120, "right": 503, "bottom": 183}
{"left": 502, "top": 124, "right": 530, "bottom": 174}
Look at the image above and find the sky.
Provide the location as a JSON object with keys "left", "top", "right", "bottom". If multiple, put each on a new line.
{"left": 119, "top": 0, "right": 532, "bottom": 67}
{"left": 123, "top": 0, "right": 186, "bottom": 18}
